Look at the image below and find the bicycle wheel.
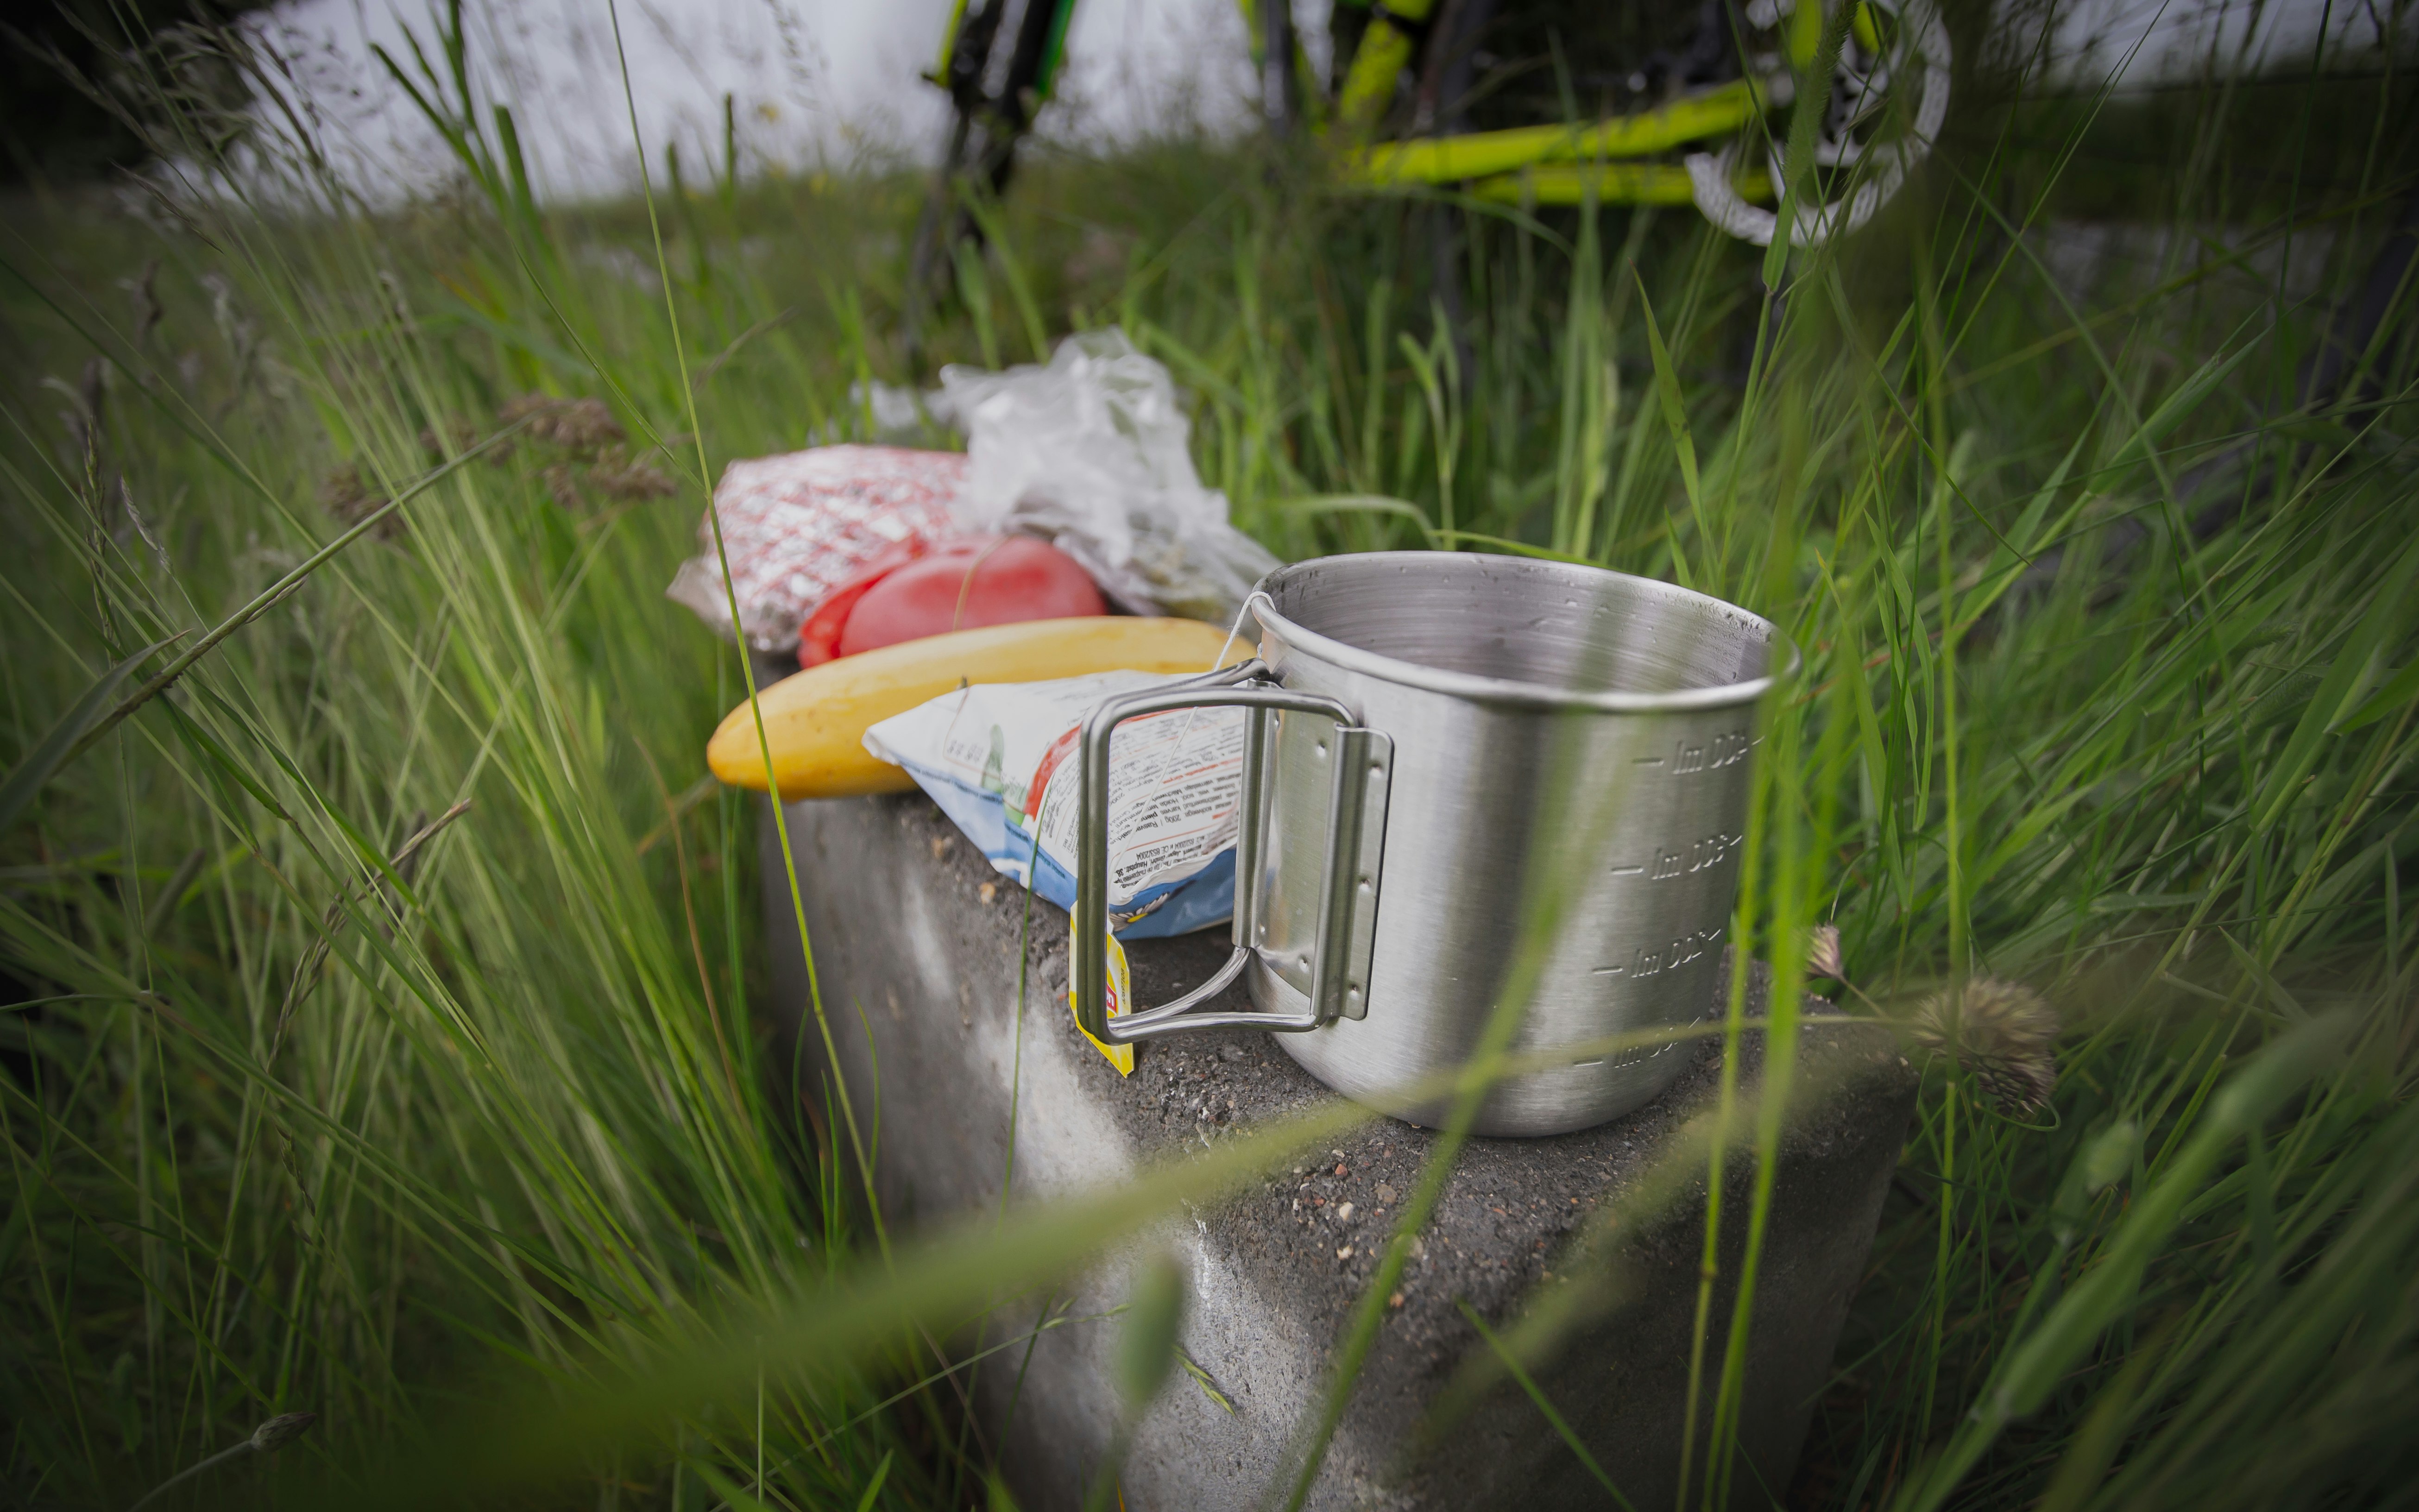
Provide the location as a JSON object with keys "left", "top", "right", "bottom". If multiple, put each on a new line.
{"left": 1685, "top": 0, "right": 1952, "bottom": 250}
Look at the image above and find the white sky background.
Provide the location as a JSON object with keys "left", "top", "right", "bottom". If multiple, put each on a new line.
{"left": 2043, "top": 0, "right": 2409, "bottom": 86}
{"left": 253, "top": 0, "right": 2400, "bottom": 205}
{"left": 256, "top": 0, "right": 1262, "bottom": 202}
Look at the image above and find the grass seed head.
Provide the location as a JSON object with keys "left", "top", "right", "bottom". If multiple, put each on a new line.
{"left": 498, "top": 394, "right": 624, "bottom": 455}
{"left": 541, "top": 462, "right": 584, "bottom": 509}
{"left": 318, "top": 465, "right": 401, "bottom": 539}
{"left": 583, "top": 446, "right": 677, "bottom": 500}
{"left": 417, "top": 416, "right": 480, "bottom": 459}
{"left": 248, "top": 1411, "right": 317, "bottom": 1453}
{"left": 1909, "top": 977, "right": 2060, "bottom": 1116}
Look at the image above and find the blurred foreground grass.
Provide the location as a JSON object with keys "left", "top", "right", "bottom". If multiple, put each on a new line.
{"left": 2, "top": 11, "right": 2417, "bottom": 1509}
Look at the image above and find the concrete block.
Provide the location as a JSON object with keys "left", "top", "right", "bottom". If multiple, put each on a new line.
{"left": 761, "top": 791, "right": 1913, "bottom": 1511}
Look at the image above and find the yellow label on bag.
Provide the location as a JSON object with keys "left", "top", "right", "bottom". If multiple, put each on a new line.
{"left": 1068, "top": 916, "right": 1136, "bottom": 1076}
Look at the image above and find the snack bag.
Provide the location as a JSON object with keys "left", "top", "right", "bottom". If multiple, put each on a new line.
{"left": 865, "top": 669, "right": 1247, "bottom": 1075}
{"left": 1066, "top": 919, "right": 1137, "bottom": 1076}
{"left": 860, "top": 669, "right": 1246, "bottom": 939}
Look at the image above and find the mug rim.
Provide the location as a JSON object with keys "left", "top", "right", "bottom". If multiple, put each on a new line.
{"left": 1248, "top": 551, "right": 1802, "bottom": 714}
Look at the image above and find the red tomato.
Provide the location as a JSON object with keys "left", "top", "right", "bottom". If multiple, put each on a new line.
{"left": 797, "top": 540, "right": 928, "bottom": 667}
{"left": 834, "top": 535, "right": 1106, "bottom": 658}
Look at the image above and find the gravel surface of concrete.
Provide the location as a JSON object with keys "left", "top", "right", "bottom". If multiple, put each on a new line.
{"left": 762, "top": 791, "right": 1914, "bottom": 1511}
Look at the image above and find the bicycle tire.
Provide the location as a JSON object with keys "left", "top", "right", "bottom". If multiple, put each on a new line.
{"left": 1684, "top": 0, "right": 1952, "bottom": 250}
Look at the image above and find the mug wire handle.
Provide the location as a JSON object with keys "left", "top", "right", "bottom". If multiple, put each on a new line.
{"left": 1072, "top": 657, "right": 1392, "bottom": 1045}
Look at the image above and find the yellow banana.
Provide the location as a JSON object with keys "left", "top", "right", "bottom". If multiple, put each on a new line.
{"left": 708, "top": 616, "right": 1251, "bottom": 800}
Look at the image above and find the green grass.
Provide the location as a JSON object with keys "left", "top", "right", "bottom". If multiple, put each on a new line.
{"left": 2, "top": 6, "right": 2417, "bottom": 1509}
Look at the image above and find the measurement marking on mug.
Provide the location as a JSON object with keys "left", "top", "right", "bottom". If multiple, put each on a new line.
{"left": 1670, "top": 730, "right": 1753, "bottom": 775}
{"left": 1609, "top": 832, "right": 1742, "bottom": 882}
{"left": 1593, "top": 927, "right": 1724, "bottom": 978}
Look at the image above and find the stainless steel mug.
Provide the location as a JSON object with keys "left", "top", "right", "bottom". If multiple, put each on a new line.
{"left": 1074, "top": 552, "right": 1794, "bottom": 1136}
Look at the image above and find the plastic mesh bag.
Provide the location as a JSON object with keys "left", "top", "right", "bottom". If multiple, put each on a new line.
{"left": 665, "top": 445, "right": 962, "bottom": 650}
{"left": 940, "top": 328, "right": 1279, "bottom": 623}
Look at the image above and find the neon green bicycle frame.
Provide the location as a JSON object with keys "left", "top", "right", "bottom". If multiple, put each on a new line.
{"left": 1342, "top": 79, "right": 1767, "bottom": 205}
{"left": 1318, "top": 2, "right": 1783, "bottom": 208}
{"left": 933, "top": 0, "right": 1784, "bottom": 212}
